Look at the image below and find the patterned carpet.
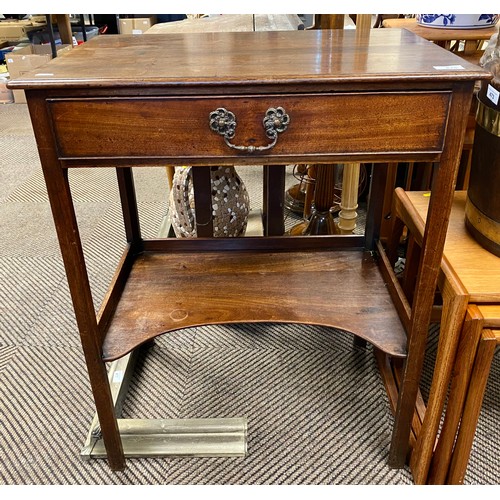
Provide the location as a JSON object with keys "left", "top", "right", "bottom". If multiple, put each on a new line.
{"left": 0, "top": 104, "right": 498, "bottom": 485}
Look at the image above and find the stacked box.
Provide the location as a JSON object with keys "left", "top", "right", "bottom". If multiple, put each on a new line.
{"left": 0, "top": 20, "right": 46, "bottom": 42}
{"left": 119, "top": 16, "right": 157, "bottom": 34}
{"left": 6, "top": 44, "right": 72, "bottom": 103}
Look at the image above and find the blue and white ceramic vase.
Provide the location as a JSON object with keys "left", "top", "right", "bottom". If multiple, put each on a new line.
{"left": 416, "top": 14, "right": 499, "bottom": 29}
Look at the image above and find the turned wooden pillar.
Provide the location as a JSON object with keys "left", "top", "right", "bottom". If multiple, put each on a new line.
{"left": 338, "top": 163, "right": 361, "bottom": 234}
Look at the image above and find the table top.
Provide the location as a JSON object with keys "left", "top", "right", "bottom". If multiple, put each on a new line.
{"left": 382, "top": 18, "right": 498, "bottom": 41}
{"left": 476, "top": 305, "right": 500, "bottom": 326}
{"left": 407, "top": 191, "right": 500, "bottom": 302}
{"left": 8, "top": 29, "right": 489, "bottom": 91}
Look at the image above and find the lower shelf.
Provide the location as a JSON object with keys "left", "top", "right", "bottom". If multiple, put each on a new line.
{"left": 102, "top": 249, "right": 407, "bottom": 361}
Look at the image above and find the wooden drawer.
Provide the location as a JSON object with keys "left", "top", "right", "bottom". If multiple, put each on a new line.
{"left": 48, "top": 91, "right": 450, "bottom": 162}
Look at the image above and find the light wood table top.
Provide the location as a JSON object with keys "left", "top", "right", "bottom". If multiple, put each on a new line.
{"left": 407, "top": 191, "right": 500, "bottom": 302}
{"left": 382, "top": 18, "right": 498, "bottom": 41}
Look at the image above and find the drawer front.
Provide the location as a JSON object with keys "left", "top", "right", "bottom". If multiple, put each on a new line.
{"left": 48, "top": 92, "right": 450, "bottom": 161}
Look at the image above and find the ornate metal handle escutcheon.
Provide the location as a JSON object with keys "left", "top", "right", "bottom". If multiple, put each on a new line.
{"left": 209, "top": 107, "right": 290, "bottom": 153}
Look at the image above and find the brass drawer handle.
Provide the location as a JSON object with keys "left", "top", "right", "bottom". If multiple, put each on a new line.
{"left": 209, "top": 107, "right": 290, "bottom": 153}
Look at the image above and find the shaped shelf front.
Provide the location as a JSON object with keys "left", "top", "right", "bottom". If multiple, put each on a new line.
{"left": 100, "top": 249, "right": 407, "bottom": 362}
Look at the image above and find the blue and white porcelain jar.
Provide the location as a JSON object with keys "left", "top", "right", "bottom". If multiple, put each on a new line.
{"left": 416, "top": 14, "right": 499, "bottom": 29}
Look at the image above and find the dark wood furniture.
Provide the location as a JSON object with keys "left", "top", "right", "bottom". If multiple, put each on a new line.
{"left": 8, "top": 29, "right": 489, "bottom": 472}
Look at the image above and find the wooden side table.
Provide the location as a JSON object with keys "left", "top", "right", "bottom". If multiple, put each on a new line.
{"left": 445, "top": 305, "right": 500, "bottom": 484}
{"left": 8, "top": 29, "right": 488, "bottom": 471}
{"left": 384, "top": 190, "right": 500, "bottom": 483}
{"left": 442, "top": 304, "right": 500, "bottom": 484}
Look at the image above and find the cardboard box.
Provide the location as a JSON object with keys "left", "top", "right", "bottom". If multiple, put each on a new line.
{"left": 0, "top": 20, "right": 46, "bottom": 41}
{"left": 6, "top": 44, "right": 72, "bottom": 103}
{"left": 119, "top": 16, "right": 157, "bottom": 34}
{"left": 119, "top": 19, "right": 134, "bottom": 34}
{"left": 0, "top": 76, "right": 14, "bottom": 104}
{"left": 0, "top": 40, "right": 20, "bottom": 63}
{"left": 30, "top": 15, "right": 48, "bottom": 24}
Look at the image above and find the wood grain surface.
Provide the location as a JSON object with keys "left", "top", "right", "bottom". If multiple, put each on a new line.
{"left": 102, "top": 250, "right": 407, "bottom": 361}
{"left": 48, "top": 92, "right": 450, "bottom": 161}
{"left": 19, "top": 29, "right": 490, "bottom": 471}
{"left": 406, "top": 191, "right": 500, "bottom": 302}
{"left": 9, "top": 29, "right": 488, "bottom": 90}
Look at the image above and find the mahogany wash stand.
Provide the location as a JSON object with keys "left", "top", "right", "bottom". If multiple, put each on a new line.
{"left": 9, "top": 29, "right": 489, "bottom": 472}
